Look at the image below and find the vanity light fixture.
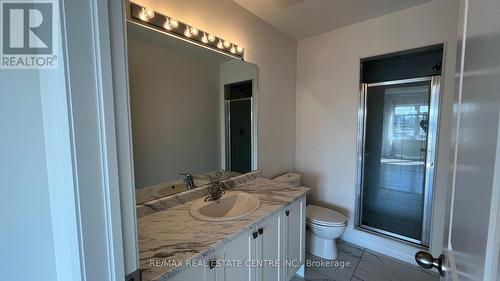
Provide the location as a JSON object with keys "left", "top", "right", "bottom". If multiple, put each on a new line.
{"left": 163, "top": 19, "right": 172, "bottom": 30}
{"left": 138, "top": 7, "right": 154, "bottom": 21}
{"left": 184, "top": 26, "right": 192, "bottom": 37}
{"left": 190, "top": 27, "right": 199, "bottom": 36}
{"left": 129, "top": 2, "right": 244, "bottom": 60}
{"left": 201, "top": 33, "right": 209, "bottom": 43}
{"left": 217, "top": 39, "right": 224, "bottom": 49}
{"left": 169, "top": 18, "right": 179, "bottom": 29}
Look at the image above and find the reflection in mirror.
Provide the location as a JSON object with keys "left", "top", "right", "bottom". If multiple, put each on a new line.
{"left": 126, "top": 21, "right": 258, "bottom": 204}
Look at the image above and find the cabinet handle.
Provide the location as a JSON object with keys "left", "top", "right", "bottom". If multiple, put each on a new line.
{"left": 285, "top": 210, "right": 290, "bottom": 216}
{"left": 252, "top": 231, "right": 258, "bottom": 239}
{"left": 209, "top": 259, "right": 216, "bottom": 269}
{"left": 258, "top": 228, "right": 263, "bottom": 235}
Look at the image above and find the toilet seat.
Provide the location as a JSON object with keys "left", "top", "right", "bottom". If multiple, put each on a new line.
{"left": 306, "top": 205, "right": 347, "bottom": 227}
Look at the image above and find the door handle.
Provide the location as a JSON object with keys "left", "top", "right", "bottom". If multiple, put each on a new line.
{"left": 209, "top": 259, "right": 217, "bottom": 269}
{"left": 285, "top": 210, "right": 290, "bottom": 216}
{"left": 258, "top": 228, "right": 263, "bottom": 235}
{"left": 415, "top": 251, "right": 445, "bottom": 276}
{"left": 252, "top": 231, "right": 258, "bottom": 239}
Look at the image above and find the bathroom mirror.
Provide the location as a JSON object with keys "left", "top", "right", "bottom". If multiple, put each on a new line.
{"left": 126, "top": 20, "right": 258, "bottom": 204}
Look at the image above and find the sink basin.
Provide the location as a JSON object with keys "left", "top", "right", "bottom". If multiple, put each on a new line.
{"left": 190, "top": 192, "right": 260, "bottom": 222}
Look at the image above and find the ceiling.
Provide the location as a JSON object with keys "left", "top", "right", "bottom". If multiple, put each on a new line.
{"left": 233, "top": 0, "right": 434, "bottom": 39}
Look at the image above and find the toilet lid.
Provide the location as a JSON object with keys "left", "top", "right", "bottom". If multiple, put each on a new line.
{"left": 306, "top": 205, "right": 347, "bottom": 226}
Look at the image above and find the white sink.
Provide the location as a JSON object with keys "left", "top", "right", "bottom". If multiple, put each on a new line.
{"left": 190, "top": 192, "right": 260, "bottom": 222}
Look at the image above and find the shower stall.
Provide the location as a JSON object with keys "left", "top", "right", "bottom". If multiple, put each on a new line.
{"left": 355, "top": 76, "right": 441, "bottom": 246}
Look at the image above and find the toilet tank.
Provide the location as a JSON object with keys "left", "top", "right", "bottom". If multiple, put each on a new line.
{"left": 273, "top": 172, "right": 301, "bottom": 187}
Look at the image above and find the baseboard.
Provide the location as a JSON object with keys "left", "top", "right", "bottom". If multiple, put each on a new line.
{"left": 341, "top": 229, "right": 421, "bottom": 265}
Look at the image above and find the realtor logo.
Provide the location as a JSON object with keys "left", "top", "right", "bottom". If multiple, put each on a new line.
{"left": 1, "top": 0, "right": 58, "bottom": 69}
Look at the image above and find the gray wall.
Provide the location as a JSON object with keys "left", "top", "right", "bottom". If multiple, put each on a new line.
{"left": 0, "top": 71, "right": 57, "bottom": 281}
{"left": 128, "top": 29, "right": 222, "bottom": 188}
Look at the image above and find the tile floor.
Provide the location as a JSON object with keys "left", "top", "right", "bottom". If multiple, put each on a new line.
{"left": 291, "top": 240, "right": 438, "bottom": 281}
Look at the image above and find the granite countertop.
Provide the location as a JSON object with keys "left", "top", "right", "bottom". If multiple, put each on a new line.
{"left": 138, "top": 177, "right": 310, "bottom": 281}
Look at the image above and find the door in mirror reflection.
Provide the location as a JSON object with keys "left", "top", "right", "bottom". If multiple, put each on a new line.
{"left": 358, "top": 77, "right": 441, "bottom": 246}
{"left": 225, "top": 80, "right": 252, "bottom": 174}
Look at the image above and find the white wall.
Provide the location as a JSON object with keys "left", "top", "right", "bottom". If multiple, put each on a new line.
{"left": 296, "top": 0, "right": 459, "bottom": 262}
{"left": 128, "top": 30, "right": 222, "bottom": 188}
{"left": 0, "top": 72, "right": 58, "bottom": 281}
{"left": 131, "top": 0, "right": 297, "bottom": 179}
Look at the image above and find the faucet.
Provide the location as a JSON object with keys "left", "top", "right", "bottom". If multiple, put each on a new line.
{"left": 205, "top": 172, "right": 225, "bottom": 202}
{"left": 179, "top": 173, "right": 196, "bottom": 190}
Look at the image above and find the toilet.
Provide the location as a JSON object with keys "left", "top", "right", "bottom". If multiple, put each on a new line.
{"left": 306, "top": 205, "right": 347, "bottom": 260}
{"left": 273, "top": 172, "right": 347, "bottom": 260}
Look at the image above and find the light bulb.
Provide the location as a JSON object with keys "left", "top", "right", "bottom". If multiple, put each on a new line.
{"left": 201, "top": 33, "right": 209, "bottom": 43}
{"left": 144, "top": 8, "right": 154, "bottom": 19}
{"left": 138, "top": 11, "right": 148, "bottom": 21}
{"left": 230, "top": 45, "right": 236, "bottom": 54}
{"left": 223, "top": 41, "right": 231, "bottom": 48}
{"left": 163, "top": 19, "right": 172, "bottom": 30}
{"left": 190, "top": 27, "right": 199, "bottom": 36}
{"left": 236, "top": 46, "right": 244, "bottom": 53}
{"left": 207, "top": 34, "right": 216, "bottom": 42}
{"left": 217, "top": 40, "right": 224, "bottom": 49}
{"left": 184, "top": 26, "right": 192, "bottom": 37}
{"left": 169, "top": 18, "right": 179, "bottom": 29}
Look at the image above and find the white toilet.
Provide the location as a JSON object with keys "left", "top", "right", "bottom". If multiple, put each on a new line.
{"left": 306, "top": 205, "right": 347, "bottom": 260}
{"left": 273, "top": 173, "right": 347, "bottom": 260}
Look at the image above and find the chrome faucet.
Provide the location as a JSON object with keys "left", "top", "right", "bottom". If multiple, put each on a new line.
{"left": 179, "top": 173, "right": 196, "bottom": 190}
{"left": 205, "top": 172, "right": 225, "bottom": 202}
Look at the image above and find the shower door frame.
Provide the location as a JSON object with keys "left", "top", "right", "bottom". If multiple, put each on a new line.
{"left": 224, "top": 96, "right": 255, "bottom": 172}
{"left": 354, "top": 76, "right": 442, "bottom": 247}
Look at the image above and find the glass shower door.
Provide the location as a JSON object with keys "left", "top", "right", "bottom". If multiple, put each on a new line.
{"left": 357, "top": 77, "right": 441, "bottom": 246}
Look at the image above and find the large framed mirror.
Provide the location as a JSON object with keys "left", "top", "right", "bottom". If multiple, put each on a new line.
{"left": 126, "top": 19, "right": 258, "bottom": 204}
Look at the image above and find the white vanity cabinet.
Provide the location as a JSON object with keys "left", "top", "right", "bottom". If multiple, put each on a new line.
{"left": 212, "top": 228, "right": 253, "bottom": 281}
{"left": 166, "top": 260, "right": 208, "bottom": 281}
{"left": 283, "top": 196, "right": 306, "bottom": 281}
{"left": 252, "top": 213, "right": 282, "bottom": 281}
{"left": 167, "top": 196, "right": 306, "bottom": 281}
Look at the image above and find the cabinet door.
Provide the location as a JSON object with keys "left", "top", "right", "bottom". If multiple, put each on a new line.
{"left": 218, "top": 230, "right": 253, "bottom": 281}
{"left": 168, "top": 259, "right": 207, "bottom": 281}
{"left": 256, "top": 214, "right": 282, "bottom": 281}
{"left": 285, "top": 197, "right": 306, "bottom": 280}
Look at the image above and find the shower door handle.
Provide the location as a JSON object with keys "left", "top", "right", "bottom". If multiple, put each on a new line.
{"left": 415, "top": 251, "right": 445, "bottom": 276}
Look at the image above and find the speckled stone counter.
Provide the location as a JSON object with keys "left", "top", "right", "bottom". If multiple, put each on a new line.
{"left": 136, "top": 171, "right": 263, "bottom": 218}
{"left": 138, "top": 177, "right": 310, "bottom": 281}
